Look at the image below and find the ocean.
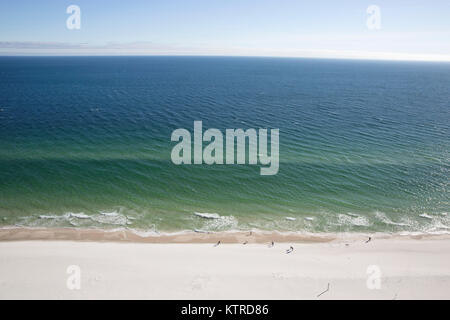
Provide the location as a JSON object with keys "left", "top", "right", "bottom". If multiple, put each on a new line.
{"left": 0, "top": 56, "right": 449, "bottom": 234}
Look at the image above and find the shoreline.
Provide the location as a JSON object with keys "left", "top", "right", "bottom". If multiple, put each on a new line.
{"left": 1, "top": 226, "right": 449, "bottom": 243}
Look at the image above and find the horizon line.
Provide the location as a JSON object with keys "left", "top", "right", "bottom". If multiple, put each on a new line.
{"left": 1, "top": 54, "right": 450, "bottom": 63}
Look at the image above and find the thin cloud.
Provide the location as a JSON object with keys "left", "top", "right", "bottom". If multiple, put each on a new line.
{"left": 1, "top": 41, "right": 449, "bottom": 62}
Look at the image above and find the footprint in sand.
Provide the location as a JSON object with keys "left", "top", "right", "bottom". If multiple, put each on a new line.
{"left": 272, "top": 272, "right": 289, "bottom": 280}
{"left": 190, "top": 274, "right": 212, "bottom": 290}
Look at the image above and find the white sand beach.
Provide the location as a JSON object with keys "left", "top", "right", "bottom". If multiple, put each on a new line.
{"left": 0, "top": 234, "right": 449, "bottom": 299}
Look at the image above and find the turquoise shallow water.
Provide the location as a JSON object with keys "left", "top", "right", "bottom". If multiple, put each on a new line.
{"left": 0, "top": 56, "right": 449, "bottom": 233}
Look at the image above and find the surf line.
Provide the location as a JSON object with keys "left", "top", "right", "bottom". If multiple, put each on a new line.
{"left": 170, "top": 121, "right": 279, "bottom": 175}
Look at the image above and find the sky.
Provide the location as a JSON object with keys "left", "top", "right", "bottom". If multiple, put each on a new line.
{"left": 0, "top": 0, "right": 449, "bottom": 61}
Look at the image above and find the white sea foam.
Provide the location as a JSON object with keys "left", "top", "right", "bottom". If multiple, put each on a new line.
{"left": 430, "top": 222, "right": 450, "bottom": 230}
{"left": 36, "top": 211, "right": 133, "bottom": 227}
{"left": 69, "top": 212, "right": 91, "bottom": 219}
{"left": 194, "top": 212, "right": 221, "bottom": 219}
{"left": 345, "top": 212, "right": 360, "bottom": 218}
{"left": 194, "top": 212, "right": 238, "bottom": 230}
{"left": 93, "top": 214, "right": 127, "bottom": 226}
{"left": 99, "top": 211, "right": 119, "bottom": 217}
{"left": 127, "top": 228, "right": 160, "bottom": 237}
{"left": 338, "top": 213, "right": 371, "bottom": 227}
{"left": 89, "top": 211, "right": 130, "bottom": 225}
{"left": 419, "top": 213, "right": 433, "bottom": 220}
{"left": 375, "top": 211, "right": 410, "bottom": 226}
{"left": 39, "top": 215, "right": 59, "bottom": 219}
{"left": 205, "top": 215, "right": 238, "bottom": 230}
